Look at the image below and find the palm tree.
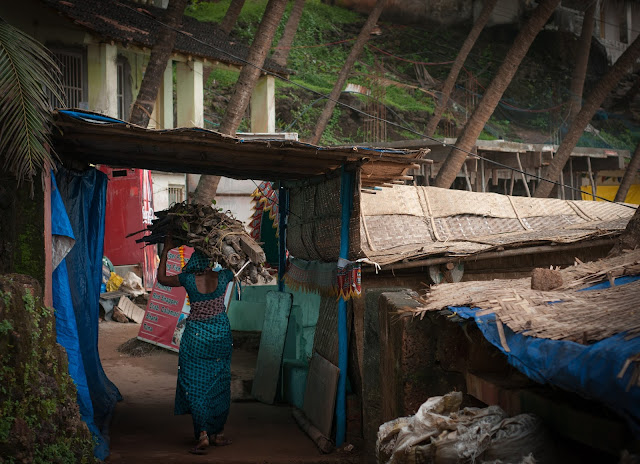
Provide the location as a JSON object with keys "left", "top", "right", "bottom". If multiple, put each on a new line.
{"left": 129, "top": 0, "right": 189, "bottom": 128}
{"left": 609, "top": 206, "right": 640, "bottom": 257}
{"left": 568, "top": 0, "right": 596, "bottom": 121}
{"left": 433, "top": 0, "right": 560, "bottom": 189}
{"left": 271, "top": 0, "right": 306, "bottom": 67}
{"left": 308, "top": 0, "right": 386, "bottom": 145}
{"left": 220, "top": 0, "right": 247, "bottom": 35}
{"left": 0, "top": 17, "right": 63, "bottom": 187}
{"left": 534, "top": 35, "right": 640, "bottom": 198}
{"left": 615, "top": 140, "right": 640, "bottom": 203}
{"left": 192, "top": 0, "right": 288, "bottom": 205}
{"left": 425, "top": 0, "right": 497, "bottom": 138}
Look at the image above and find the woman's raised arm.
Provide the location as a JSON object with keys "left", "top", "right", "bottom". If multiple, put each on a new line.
{"left": 157, "top": 235, "right": 181, "bottom": 287}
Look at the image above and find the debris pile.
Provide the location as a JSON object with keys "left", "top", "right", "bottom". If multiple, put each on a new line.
{"left": 376, "top": 392, "right": 554, "bottom": 464}
{"left": 132, "top": 203, "right": 272, "bottom": 283}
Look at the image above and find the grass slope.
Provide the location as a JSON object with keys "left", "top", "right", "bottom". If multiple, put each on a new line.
{"left": 187, "top": 0, "right": 638, "bottom": 150}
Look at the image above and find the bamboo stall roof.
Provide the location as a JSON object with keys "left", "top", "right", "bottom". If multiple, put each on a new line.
{"left": 52, "top": 110, "right": 429, "bottom": 186}
{"left": 359, "top": 185, "right": 636, "bottom": 267}
{"left": 401, "top": 249, "right": 640, "bottom": 345}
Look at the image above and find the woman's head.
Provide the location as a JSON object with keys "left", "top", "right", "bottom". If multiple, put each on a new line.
{"left": 182, "top": 249, "right": 212, "bottom": 274}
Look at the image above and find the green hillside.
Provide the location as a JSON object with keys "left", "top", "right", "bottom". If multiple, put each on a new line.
{"left": 187, "top": 0, "right": 638, "bottom": 150}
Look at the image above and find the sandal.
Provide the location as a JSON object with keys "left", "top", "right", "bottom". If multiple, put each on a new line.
{"left": 189, "top": 432, "right": 209, "bottom": 455}
{"left": 213, "top": 434, "right": 233, "bottom": 446}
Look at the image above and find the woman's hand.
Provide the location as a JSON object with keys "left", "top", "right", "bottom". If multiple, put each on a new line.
{"left": 164, "top": 234, "right": 175, "bottom": 253}
{"left": 158, "top": 234, "right": 181, "bottom": 287}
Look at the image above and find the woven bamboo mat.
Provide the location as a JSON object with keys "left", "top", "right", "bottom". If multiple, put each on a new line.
{"left": 357, "top": 186, "right": 636, "bottom": 265}
{"left": 405, "top": 249, "right": 640, "bottom": 344}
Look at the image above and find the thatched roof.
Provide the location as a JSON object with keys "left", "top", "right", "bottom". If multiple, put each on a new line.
{"left": 359, "top": 185, "right": 636, "bottom": 267}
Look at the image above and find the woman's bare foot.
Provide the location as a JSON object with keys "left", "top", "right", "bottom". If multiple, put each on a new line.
{"left": 213, "top": 433, "right": 232, "bottom": 446}
{"left": 189, "top": 431, "right": 209, "bottom": 455}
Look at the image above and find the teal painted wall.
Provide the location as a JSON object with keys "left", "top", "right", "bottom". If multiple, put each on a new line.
{"left": 228, "top": 285, "right": 320, "bottom": 363}
{"left": 229, "top": 284, "right": 320, "bottom": 408}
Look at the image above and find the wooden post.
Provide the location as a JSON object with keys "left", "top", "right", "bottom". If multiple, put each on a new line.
{"left": 587, "top": 156, "right": 597, "bottom": 200}
{"left": 516, "top": 153, "right": 531, "bottom": 197}
{"left": 463, "top": 163, "right": 473, "bottom": 191}
{"left": 277, "top": 183, "right": 288, "bottom": 292}
{"left": 509, "top": 169, "right": 515, "bottom": 196}
{"left": 44, "top": 168, "right": 53, "bottom": 308}
{"left": 481, "top": 159, "right": 486, "bottom": 193}
{"left": 569, "top": 158, "right": 575, "bottom": 200}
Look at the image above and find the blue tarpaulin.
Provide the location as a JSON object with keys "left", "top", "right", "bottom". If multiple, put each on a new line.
{"left": 449, "top": 276, "right": 640, "bottom": 436}
{"left": 53, "top": 166, "right": 121, "bottom": 459}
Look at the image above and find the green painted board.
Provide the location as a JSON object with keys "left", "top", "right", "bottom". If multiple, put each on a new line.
{"left": 251, "top": 291, "right": 293, "bottom": 404}
{"left": 303, "top": 351, "right": 340, "bottom": 438}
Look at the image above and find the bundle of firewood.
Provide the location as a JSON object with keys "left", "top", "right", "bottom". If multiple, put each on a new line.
{"left": 130, "top": 202, "right": 272, "bottom": 283}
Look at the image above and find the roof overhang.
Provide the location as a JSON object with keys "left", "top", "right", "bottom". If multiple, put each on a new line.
{"left": 52, "top": 110, "right": 430, "bottom": 185}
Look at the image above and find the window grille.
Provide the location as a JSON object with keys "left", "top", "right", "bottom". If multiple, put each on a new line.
{"left": 168, "top": 185, "right": 184, "bottom": 207}
{"left": 52, "top": 51, "right": 85, "bottom": 108}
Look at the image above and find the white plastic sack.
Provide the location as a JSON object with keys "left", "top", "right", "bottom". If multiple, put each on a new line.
{"left": 376, "top": 392, "right": 554, "bottom": 464}
{"left": 120, "top": 271, "right": 145, "bottom": 297}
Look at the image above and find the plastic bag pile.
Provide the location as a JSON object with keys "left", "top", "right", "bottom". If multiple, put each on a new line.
{"left": 376, "top": 392, "right": 553, "bottom": 464}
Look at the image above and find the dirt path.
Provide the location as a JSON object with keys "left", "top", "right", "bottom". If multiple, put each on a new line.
{"left": 99, "top": 321, "right": 358, "bottom": 463}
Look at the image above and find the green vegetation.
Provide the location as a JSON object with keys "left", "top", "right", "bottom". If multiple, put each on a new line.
{"left": 0, "top": 276, "right": 95, "bottom": 463}
{"left": 189, "top": 0, "right": 639, "bottom": 149}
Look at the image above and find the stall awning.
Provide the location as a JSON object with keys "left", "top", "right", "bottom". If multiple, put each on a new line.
{"left": 52, "top": 110, "right": 430, "bottom": 187}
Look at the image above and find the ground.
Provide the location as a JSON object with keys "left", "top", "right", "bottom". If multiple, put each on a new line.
{"left": 100, "top": 321, "right": 359, "bottom": 464}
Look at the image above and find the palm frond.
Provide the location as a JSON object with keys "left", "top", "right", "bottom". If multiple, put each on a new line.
{"left": 0, "top": 16, "right": 64, "bottom": 185}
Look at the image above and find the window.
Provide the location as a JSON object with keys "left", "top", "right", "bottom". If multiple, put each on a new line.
{"left": 168, "top": 185, "right": 184, "bottom": 207}
{"left": 51, "top": 50, "right": 86, "bottom": 109}
{"left": 117, "top": 61, "right": 125, "bottom": 119}
{"left": 117, "top": 56, "right": 132, "bottom": 120}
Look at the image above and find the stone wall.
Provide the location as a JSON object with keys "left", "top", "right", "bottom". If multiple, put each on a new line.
{"left": 0, "top": 275, "right": 94, "bottom": 463}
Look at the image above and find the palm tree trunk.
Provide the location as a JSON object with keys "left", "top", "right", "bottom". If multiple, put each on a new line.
{"left": 609, "top": 206, "right": 640, "bottom": 257}
{"left": 614, "top": 138, "right": 640, "bottom": 202}
{"left": 193, "top": 0, "right": 288, "bottom": 205}
{"left": 219, "top": 0, "right": 246, "bottom": 36}
{"left": 534, "top": 36, "right": 640, "bottom": 198}
{"left": 271, "top": 0, "right": 306, "bottom": 67}
{"left": 434, "top": 0, "right": 560, "bottom": 189}
{"left": 219, "top": 0, "right": 288, "bottom": 135}
{"left": 568, "top": 0, "right": 596, "bottom": 121}
{"left": 129, "top": 0, "right": 189, "bottom": 128}
{"left": 425, "top": 0, "right": 497, "bottom": 138}
{"left": 308, "top": 0, "right": 386, "bottom": 145}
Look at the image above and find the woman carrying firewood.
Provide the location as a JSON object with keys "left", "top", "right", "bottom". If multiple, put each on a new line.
{"left": 157, "top": 235, "right": 234, "bottom": 455}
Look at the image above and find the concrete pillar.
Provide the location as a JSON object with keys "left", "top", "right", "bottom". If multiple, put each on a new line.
{"left": 156, "top": 62, "right": 174, "bottom": 129}
{"left": 176, "top": 60, "right": 203, "bottom": 128}
{"left": 250, "top": 74, "right": 276, "bottom": 133}
{"left": 87, "top": 43, "right": 118, "bottom": 118}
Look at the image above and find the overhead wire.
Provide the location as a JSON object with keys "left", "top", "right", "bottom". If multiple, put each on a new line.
{"left": 115, "top": 0, "right": 636, "bottom": 209}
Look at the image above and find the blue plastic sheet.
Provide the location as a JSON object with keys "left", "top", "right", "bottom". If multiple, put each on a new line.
{"left": 54, "top": 166, "right": 122, "bottom": 459}
{"left": 449, "top": 276, "right": 640, "bottom": 436}
{"left": 51, "top": 173, "right": 107, "bottom": 457}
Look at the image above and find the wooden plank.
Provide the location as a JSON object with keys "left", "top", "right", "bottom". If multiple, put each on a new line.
{"left": 117, "top": 295, "right": 145, "bottom": 323}
{"left": 239, "top": 235, "right": 267, "bottom": 264}
{"left": 302, "top": 351, "right": 340, "bottom": 438}
{"left": 252, "top": 291, "right": 293, "bottom": 404}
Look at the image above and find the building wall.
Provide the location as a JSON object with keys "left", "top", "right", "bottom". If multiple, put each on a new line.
{"left": 354, "top": 242, "right": 617, "bottom": 454}
{"left": 151, "top": 172, "right": 187, "bottom": 212}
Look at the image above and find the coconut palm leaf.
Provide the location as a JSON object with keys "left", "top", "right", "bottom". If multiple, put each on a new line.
{"left": 0, "top": 17, "right": 63, "bottom": 185}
